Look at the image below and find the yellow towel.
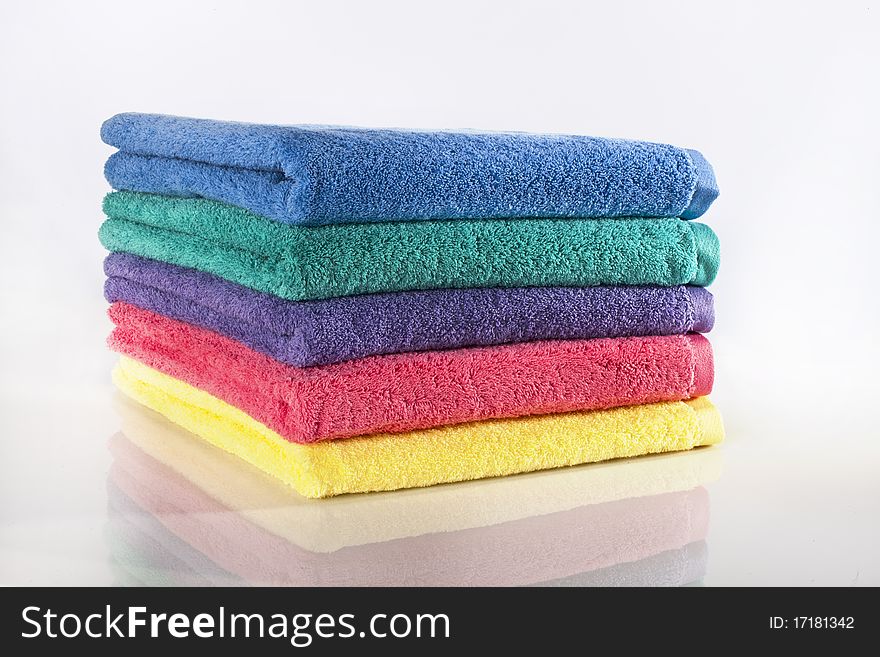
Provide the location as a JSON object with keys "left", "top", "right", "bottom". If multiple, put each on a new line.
{"left": 113, "top": 357, "right": 724, "bottom": 499}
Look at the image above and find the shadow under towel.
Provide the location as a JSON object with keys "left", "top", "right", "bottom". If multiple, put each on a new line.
{"left": 101, "top": 113, "right": 718, "bottom": 225}
{"left": 98, "top": 192, "right": 720, "bottom": 302}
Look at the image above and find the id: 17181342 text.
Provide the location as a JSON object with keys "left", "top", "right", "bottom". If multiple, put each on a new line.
{"left": 769, "top": 617, "right": 854, "bottom": 630}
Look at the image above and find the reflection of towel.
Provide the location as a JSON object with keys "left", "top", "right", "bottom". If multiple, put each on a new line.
{"left": 102, "top": 113, "right": 718, "bottom": 225}
{"left": 105, "top": 253, "right": 715, "bottom": 367}
{"left": 107, "top": 453, "right": 711, "bottom": 586}
{"left": 114, "top": 395, "right": 723, "bottom": 552}
{"left": 113, "top": 357, "right": 724, "bottom": 497}
{"left": 109, "top": 302, "right": 714, "bottom": 443}
{"left": 534, "top": 542, "right": 708, "bottom": 587}
{"left": 108, "top": 524, "right": 708, "bottom": 588}
{"left": 105, "top": 485, "right": 242, "bottom": 587}
{"left": 99, "top": 192, "right": 720, "bottom": 302}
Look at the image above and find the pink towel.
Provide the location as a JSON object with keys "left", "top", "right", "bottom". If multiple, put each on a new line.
{"left": 108, "top": 302, "right": 714, "bottom": 443}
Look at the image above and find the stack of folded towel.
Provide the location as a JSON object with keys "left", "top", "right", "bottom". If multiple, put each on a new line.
{"left": 100, "top": 113, "right": 723, "bottom": 498}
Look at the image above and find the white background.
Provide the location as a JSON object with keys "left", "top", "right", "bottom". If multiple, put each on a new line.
{"left": 1, "top": 0, "right": 878, "bottom": 585}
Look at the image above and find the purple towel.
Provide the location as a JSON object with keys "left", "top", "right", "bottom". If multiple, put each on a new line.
{"left": 104, "top": 253, "right": 714, "bottom": 367}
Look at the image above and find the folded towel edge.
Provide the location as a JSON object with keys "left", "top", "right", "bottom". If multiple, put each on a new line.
{"left": 681, "top": 149, "right": 719, "bottom": 219}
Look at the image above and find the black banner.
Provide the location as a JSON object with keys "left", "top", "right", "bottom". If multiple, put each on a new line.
{"left": 1, "top": 587, "right": 870, "bottom": 652}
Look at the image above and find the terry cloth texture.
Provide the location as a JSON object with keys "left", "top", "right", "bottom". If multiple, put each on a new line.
{"left": 113, "top": 396, "right": 723, "bottom": 552}
{"left": 99, "top": 192, "right": 721, "bottom": 300}
{"left": 104, "top": 253, "right": 715, "bottom": 367}
{"left": 107, "top": 450, "right": 710, "bottom": 586}
{"left": 101, "top": 113, "right": 719, "bottom": 224}
{"left": 108, "top": 302, "right": 715, "bottom": 443}
{"left": 112, "top": 357, "right": 725, "bottom": 497}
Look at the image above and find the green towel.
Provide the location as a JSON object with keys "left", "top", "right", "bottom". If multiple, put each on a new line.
{"left": 99, "top": 191, "right": 719, "bottom": 302}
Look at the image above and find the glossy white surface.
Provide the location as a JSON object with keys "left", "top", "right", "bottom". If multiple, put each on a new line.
{"left": 1, "top": 0, "right": 878, "bottom": 585}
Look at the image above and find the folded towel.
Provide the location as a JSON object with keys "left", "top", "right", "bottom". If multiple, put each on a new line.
{"left": 102, "top": 113, "right": 719, "bottom": 225}
{"left": 535, "top": 541, "right": 708, "bottom": 587}
{"left": 99, "top": 192, "right": 720, "bottom": 301}
{"left": 108, "top": 451, "right": 710, "bottom": 586}
{"left": 105, "top": 253, "right": 715, "bottom": 367}
{"left": 113, "top": 357, "right": 724, "bottom": 497}
{"left": 109, "top": 302, "right": 714, "bottom": 442}
{"left": 113, "top": 395, "right": 723, "bottom": 552}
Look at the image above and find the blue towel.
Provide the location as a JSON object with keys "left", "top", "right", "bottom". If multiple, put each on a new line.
{"left": 102, "top": 113, "right": 719, "bottom": 226}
